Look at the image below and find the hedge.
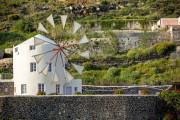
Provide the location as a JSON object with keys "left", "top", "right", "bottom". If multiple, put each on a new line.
{"left": 127, "top": 42, "right": 176, "bottom": 60}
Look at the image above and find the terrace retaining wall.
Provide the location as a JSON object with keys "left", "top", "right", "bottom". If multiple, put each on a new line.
{"left": 0, "top": 96, "right": 165, "bottom": 120}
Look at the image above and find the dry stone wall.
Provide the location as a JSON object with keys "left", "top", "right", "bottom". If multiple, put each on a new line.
{"left": 0, "top": 81, "right": 13, "bottom": 95}
{"left": 0, "top": 96, "right": 164, "bottom": 120}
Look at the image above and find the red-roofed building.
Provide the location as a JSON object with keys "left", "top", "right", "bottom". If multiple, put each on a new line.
{"left": 157, "top": 18, "right": 180, "bottom": 28}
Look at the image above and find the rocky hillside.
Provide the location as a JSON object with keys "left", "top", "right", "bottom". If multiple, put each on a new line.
{"left": 0, "top": 0, "right": 180, "bottom": 48}
{"left": 0, "top": 0, "right": 179, "bottom": 85}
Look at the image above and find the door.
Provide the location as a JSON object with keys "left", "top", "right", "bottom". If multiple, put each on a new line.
{"left": 65, "top": 87, "right": 72, "bottom": 95}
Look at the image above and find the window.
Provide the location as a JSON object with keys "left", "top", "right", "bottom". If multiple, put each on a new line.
{"left": 56, "top": 84, "right": 60, "bottom": 94}
{"left": 29, "top": 45, "right": 35, "bottom": 50}
{"left": 21, "top": 84, "right": 27, "bottom": 94}
{"left": 74, "top": 87, "right": 78, "bottom": 93}
{"left": 48, "top": 63, "right": 52, "bottom": 72}
{"left": 30, "top": 62, "right": 36, "bottom": 72}
{"left": 15, "top": 47, "right": 18, "bottom": 52}
{"left": 38, "top": 83, "right": 44, "bottom": 92}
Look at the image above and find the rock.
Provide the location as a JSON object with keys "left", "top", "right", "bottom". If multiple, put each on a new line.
{"left": 0, "top": 51, "right": 4, "bottom": 59}
{"left": 4, "top": 48, "right": 13, "bottom": 55}
{"left": 0, "top": 58, "right": 13, "bottom": 68}
{"left": 176, "top": 46, "right": 180, "bottom": 53}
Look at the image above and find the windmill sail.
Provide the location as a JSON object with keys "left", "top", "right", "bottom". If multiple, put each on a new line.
{"left": 35, "top": 14, "right": 90, "bottom": 85}
{"left": 47, "top": 14, "right": 55, "bottom": 28}
{"left": 72, "top": 64, "right": 84, "bottom": 74}
{"left": 65, "top": 70, "right": 74, "bottom": 82}
{"left": 34, "top": 54, "right": 44, "bottom": 63}
{"left": 61, "top": 15, "right": 67, "bottom": 29}
{"left": 42, "top": 64, "right": 49, "bottom": 76}
{"left": 79, "top": 35, "right": 89, "bottom": 44}
{"left": 34, "top": 37, "right": 45, "bottom": 46}
{"left": 79, "top": 50, "right": 90, "bottom": 59}
{"left": 37, "top": 23, "right": 49, "bottom": 33}
{"left": 73, "top": 21, "right": 81, "bottom": 34}
{"left": 53, "top": 71, "right": 59, "bottom": 82}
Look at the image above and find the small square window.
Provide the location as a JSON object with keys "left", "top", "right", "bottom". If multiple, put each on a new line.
{"left": 15, "top": 47, "right": 18, "bottom": 52}
{"left": 29, "top": 45, "right": 35, "bottom": 50}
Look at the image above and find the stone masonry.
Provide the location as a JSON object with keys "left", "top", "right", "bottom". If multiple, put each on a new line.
{"left": 0, "top": 96, "right": 164, "bottom": 120}
{"left": 0, "top": 80, "right": 14, "bottom": 95}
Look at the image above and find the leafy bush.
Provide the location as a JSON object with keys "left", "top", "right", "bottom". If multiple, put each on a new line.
{"left": 154, "top": 42, "right": 176, "bottom": 56}
{"left": 48, "top": 93, "right": 60, "bottom": 95}
{"left": 160, "top": 91, "right": 180, "bottom": 111}
{"left": 75, "top": 92, "right": 82, "bottom": 95}
{"left": 103, "top": 67, "right": 120, "bottom": 80}
{"left": 37, "top": 91, "right": 46, "bottom": 95}
{"left": 160, "top": 91, "right": 180, "bottom": 120}
{"left": 8, "top": 14, "right": 20, "bottom": 20}
{"left": 83, "top": 62, "right": 107, "bottom": 71}
{"left": 0, "top": 32, "right": 25, "bottom": 50}
{"left": 11, "top": 20, "right": 35, "bottom": 33}
{"left": 114, "top": 89, "right": 124, "bottom": 95}
{"left": 140, "top": 88, "right": 150, "bottom": 95}
{"left": 127, "top": 42, "right": 176, "bottom": 60}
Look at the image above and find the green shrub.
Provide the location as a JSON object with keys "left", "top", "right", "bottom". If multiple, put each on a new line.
{"left": 0, "top": 32, "right": 25, "bottom": 50}
{"left": 114, "top": 89, "right": 124, "bottom": 95}
{"left": 83, "top": 62, "right": 92, "bottom": 71}
{"left": 48, "top": 93, "right": 61, "bottom": 95}
{"left": 5, "top": 0, "right": 24, "bottom": 7}
{"left": 160, "top": 91, "right": 180, "bottom": 120}
{"left": 104, "top": 67, "right": 120, "bottom": 79}
{"left": 37, "top": 91, "right": 46, "bottom": 95}
{"left": 75, "top": 92, "right": 82, "bottom": 95}
{"left": 8, "top": 14, "right": 20, "bottom": 20}
{"left": 11, "top": 20, "right": 34, "bottom": 33}
{"left": 140, "top": 88, "right": 150, "bottom": 95}
{"left": 127, "top": 49, "right": 137, "bottom": 60}
{"left": 127, "top": 42, "right": 176, "bottom": 60}
{"left": 160, "top": 91, "right": 180, "bottom": 111}
{"left": 154, "top": 42, "right": 176, "bottom": 56}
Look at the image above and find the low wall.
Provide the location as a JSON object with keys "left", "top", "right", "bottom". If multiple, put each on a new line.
{"left": 0, "top": 80, "right": 14, "bottom": 95}
{"left": 0, "top": 96, "right": 164, "bottom": 120}
{"left": 82, "top": 85, "right": 168, "bottom": 95}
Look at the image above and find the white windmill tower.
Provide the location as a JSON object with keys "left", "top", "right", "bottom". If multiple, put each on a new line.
{"left": 13, "top": 14, "right": 90, "bottom": 95}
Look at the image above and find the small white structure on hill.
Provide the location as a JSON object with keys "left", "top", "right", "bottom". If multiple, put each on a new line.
{"left": 13, "top": 34, "right": 82, "bottom": 95}
{"left": 152, "top": 17, "right": 180, "bottom": 31}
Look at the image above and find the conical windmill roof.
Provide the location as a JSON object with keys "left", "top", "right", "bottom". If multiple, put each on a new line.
{"left": 14, "top": 34, "right": 56, "bottom": 47}
{"left": 34, "top": 34, "right": 56, "bottom": 44}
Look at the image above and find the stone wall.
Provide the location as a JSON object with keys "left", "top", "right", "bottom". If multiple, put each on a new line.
{"left": 0, "top": 96, "right": 164, "bottom": 120}
{"left": 0, "top": 80, "right": 14, "bottom": 95}
{"left": 82, "top": 85, "right": 168, "bottom": 95}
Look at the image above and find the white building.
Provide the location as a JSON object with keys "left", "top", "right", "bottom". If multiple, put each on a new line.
{"left": 13, "top": 34, "right": 82, "bottom": 95}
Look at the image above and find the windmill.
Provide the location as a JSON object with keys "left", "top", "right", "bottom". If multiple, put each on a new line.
{"left": 33, "top": 14, "right": 90, "bottom": 83}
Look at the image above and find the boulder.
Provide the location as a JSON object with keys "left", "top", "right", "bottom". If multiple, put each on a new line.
{"left": 0, "top": 51, "right": 4, "bottom": 59}
{"left": 0, "top": 58, "right": 13, "bottom": 68}
{"left": 5, "top": 48, "right": 13, "bottom": 55}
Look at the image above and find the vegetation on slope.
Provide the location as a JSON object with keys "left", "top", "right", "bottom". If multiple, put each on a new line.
{"left": 160, "top": 91, "right": 180, "bottom": 120}
{"left": 0, "top": 0, "right": 179, "bottom": 86}
{"left": 71, "top": 42, "right": 178, "bottom": 85}
{"left": 74, "top": 58, "right": 180, "bottom": 85}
